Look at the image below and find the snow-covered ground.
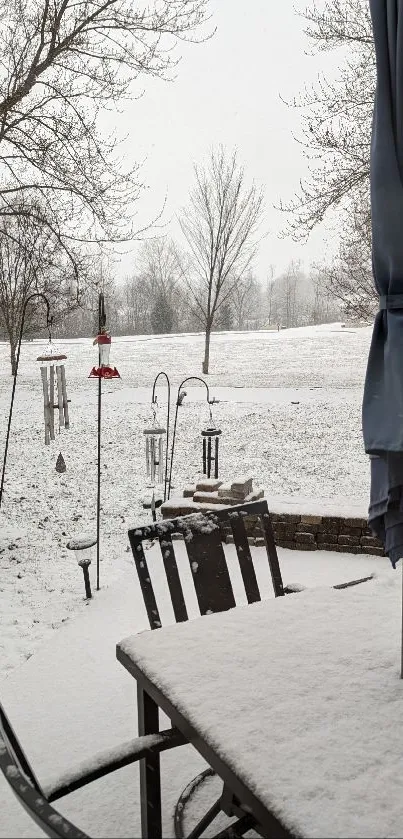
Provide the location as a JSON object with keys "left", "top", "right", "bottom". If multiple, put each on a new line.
{"left": 0, "top": 323, "right": 373, "bottom": 675}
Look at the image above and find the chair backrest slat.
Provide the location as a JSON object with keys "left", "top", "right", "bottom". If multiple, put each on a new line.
{"left": 226, "top": 511, "right": 261, "bottom": 604}
{"left": 260, "top": 509, "right": 284, "bottom": 597}
{"left": 128, "top": 531, "right": 162, "bottom": 629}
{"left": 128, "top": 500, "right": 285, "bottom": 631}
{"left": 183, "top": 520, "right": 236, "bottom": 616}
{"left": 158, "top": 532, "right": 188, "bottom": 622}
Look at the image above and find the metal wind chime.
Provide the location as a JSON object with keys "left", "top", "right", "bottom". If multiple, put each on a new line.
{"left": 36, "top": 334, "right": 70, "bottom": 448}
{"left": 143, "top": 401, "right": 167, "bottom": 520}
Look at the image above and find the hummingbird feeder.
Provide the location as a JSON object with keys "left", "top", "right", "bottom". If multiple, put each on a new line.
{"left": 89, "top": 330, "right": 120, "bottom": 379}
{"left": 36, "top": 338, "right": 70, "bottom": 446}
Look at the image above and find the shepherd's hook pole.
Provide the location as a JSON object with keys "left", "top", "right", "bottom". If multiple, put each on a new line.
{"left": 96, "top": 292, "right": 106, "bottom": 591}
{"left": 151, "top": 371, "right": 171, "bottom": 502}
{"left": 0, "top": 293, "right": 51, "bottom": 509}
{"left": 167, "top": 376, "right": 211, "bottom": 500}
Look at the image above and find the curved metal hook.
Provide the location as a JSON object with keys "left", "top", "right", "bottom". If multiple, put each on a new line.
{"left": 167, "top": 375, "right": 212, "bottom": 500}
{"left": 150, "top": 371, "right": 171, "bottom": 502}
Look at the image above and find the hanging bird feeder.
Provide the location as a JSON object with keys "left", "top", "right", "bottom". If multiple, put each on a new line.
{"left": 201, "top": 399, "right": 221, "bottom": 479}
{"left": 89, "top": 330, "right": 120, "bottom": 379}
{"left": 36, "top": 338, "right": 70, "bottom": 446}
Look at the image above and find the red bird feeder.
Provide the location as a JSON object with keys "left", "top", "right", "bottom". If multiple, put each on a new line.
{"left": 89, "top": 331, "right": 120, "bottom": 379}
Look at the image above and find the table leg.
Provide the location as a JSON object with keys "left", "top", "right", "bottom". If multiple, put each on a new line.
{"left": 137, "top": 683, "right": 162, "bottom": 838}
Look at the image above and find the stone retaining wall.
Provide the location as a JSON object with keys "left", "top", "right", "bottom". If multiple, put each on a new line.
{"left": 247, "top": 512, "right": 384, "bottom": 557}
{"left": 162, "top": 499, "right": 385, "bottom": 557}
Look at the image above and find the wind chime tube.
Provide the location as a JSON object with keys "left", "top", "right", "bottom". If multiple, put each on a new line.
{"left": 203, "top": 438, "right": 206, "bottom": 474}
{"left": 158, "top": 437, "right": 163, "bottom": 484}
{"left": 146, "top": 436, "right": 150, "bottom": 479}
{"left": 215, "top": 436, "right": 219, "bottom": 479}
{"left": 56, "top": 366, "right": 64, "bottom": 429}
{"left": 207, "top": 436, "right": 212, "bottom": 478}
{"left": 49, "top": 365, "right": 55, "bottom": 440}
{"left": 60, "top": 365, "right": 69, "bottom": 429}
{"left": 150, "top": 437, "right": 155, "bottom": 484}
{"left": 40, "top": 367, "right": 51, "bottom": 445}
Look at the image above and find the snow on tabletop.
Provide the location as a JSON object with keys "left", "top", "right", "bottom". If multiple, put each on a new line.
{"left": 118, "top": 575, "right": 403, "bottom": 839}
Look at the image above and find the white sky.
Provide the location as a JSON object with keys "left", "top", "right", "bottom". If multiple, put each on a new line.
{"left": 112, "top": 0, "right": 341, "bottom": 282}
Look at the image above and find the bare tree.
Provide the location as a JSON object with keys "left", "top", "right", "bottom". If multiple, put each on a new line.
{"left": 179, "top": 146, "right": 264, "bottom": 373}
{"left": 0, "top": 0, "right": 211, "bottom": 257}
{"left": 230, "top": 272, "right": 262, "bottom": 330}
{"left": 0, "top": 206, "right": 84, "bottom": 371}
{"left": 281, "top": 0, "right": 374, "bottom": 243}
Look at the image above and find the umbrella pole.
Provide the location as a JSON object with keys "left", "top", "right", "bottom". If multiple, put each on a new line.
{"left": 401, "top": 563, "right": 403, "bottom": 679}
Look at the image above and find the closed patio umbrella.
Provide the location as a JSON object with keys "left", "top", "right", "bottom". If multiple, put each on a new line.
{"left": 363, "top": 1, "right": 403, "bottom": 573}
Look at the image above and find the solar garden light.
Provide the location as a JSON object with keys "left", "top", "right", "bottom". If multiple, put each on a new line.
{"left": 66, "top": 536, "right": 97, "bottom": 599}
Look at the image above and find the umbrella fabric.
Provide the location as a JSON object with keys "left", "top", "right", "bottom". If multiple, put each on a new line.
{"left": 363, "top": 1, "right": 403, "bottom": 565}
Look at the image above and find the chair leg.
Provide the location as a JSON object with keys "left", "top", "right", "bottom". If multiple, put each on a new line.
{"left": 137, "top": 684, "right": 162, "bottom": 839}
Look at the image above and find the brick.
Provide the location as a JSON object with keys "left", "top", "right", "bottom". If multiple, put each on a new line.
{"left": 361, "top": 536, "right": 383, "bottom": 548}
{"left": 247, "top": 537, "right": 255, "bottom": 546}
{"left": 245, "top": 488, "right": 265, "bottom": 502}
{"left": 225, "top": 535, "right": 234, "bottom": 544}
{"left": 300, "top": 514, "right": 322, "bottom": 525}
{"left": 295, "top": 532, "right": 315, "bottom": 544}
{"left": 217, "top": 482, "right": 233, "bottom": 497}
{"left": 231, "top": 476, "right": 253, "bottom": 494}
{"left": 193, "top": 491, "right": 222, "bottom": 504}
{"left": 255, "top": 537, "right": 266, "bottom": 547}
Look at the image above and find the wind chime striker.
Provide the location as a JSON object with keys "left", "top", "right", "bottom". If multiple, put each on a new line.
{"left": 201, "top": 400, "right": 221, "bottom": 479}
{"left": 143, "top": 409, "right": 166, "bottom": 487}
{"left": 89, "top": 330, "right": 120, "bottom": 379}
{"left": 36, "top": 338, "right": 70, "bottom": 446}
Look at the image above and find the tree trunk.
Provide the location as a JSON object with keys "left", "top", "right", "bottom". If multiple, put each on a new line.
{"left": 10, "top": 340, "right": 17, "bottom": 376}
{"left": 202, "top": 324, "right": 212, "bottom": 374}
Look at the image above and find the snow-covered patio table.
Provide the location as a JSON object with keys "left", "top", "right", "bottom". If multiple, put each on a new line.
{"left": 117, "top": 574, "right": 403, "bottom": 839}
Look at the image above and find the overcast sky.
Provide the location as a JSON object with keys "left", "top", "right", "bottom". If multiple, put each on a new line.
{"left": 114, "top": 0, "right": 341, "bottom": 282}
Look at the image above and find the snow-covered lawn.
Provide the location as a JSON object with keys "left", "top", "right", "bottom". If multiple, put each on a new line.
{"left": 0, "top": 543, "right": 394, "bottom": 839}
{"left": 0, "top": 324, "right": 373, "bottom": 675}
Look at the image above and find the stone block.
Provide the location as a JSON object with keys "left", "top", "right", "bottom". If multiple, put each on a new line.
{"left": 318, "top": 542, "right": 340, "bottom": 552}
{"left": 231, "top": 476, "right": 253, "bottom": 497}
{"left": 193, "top": 491, "right": 222, "bottom": 504}
{"left": 295, "top": 542, "right": 316, "bottom": 551}
{"left": 247, "top": 537, "right": 255, "bottom": 546}
{"left": 183, "top": 485, "right": 196, "bottom": 498}
{"left": 245, "top": 488, "right": 265, "bottom": 502}
{"left": 195, "top": 478, "right": 223, "bottom": 493}
{"left": 225, "top": 535, "right": 235, "bottom": 544}
{"left": 319, "top": 522, "right": 340, "bottom": 535}
{"left": 300, "top": 514, "right": 322, "bottom": 525}
{"left": 338, "top": 535, "right": 357, "bottom": 546}
{"left": 273, "top": 523, "right": 297, "bottom": 537}
{"left": 317, "top": 533, "right": 338, "bottom": 545}
{"left": 322, "top": 517, "right": 342, "bottom": 528}
{"left": 339, "top": 526, "right": 362, "bottom": 538}
{"left": 361, "top": 546, "right": 385, "bottom": 557}
{"left": 361, "top": 536, "right": 383, "bottom": 548}
{"left": 275, "top": 514, "right": 301, "bottom": 525}
{"left": 217, "top": 482, "right": 233, "bottom": 497}
{"left": 255, "top": 537, "right": 266, "bottom": 547}
{"left": 295, "top": 524, "right": 320, "bottom": 535}
{"left": 344, "top": 517, "right": 367, "bottom": 529}
{"left": 276, "top": 540, "right": 297, "bottom": 550}
{"left": 295, "top": 532, "right": 315, "bottom": 544}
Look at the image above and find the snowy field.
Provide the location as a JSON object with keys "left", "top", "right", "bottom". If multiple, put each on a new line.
{"left": 0, "top": 323, "right": 373, "bottom": 675}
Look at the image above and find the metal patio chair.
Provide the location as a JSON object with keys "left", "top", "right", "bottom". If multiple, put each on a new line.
{"left": 0, "top": 698, "right": 185, "bottom": 839}
{"left": 128, "top": 498, "right": 374, "bottom": 838}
